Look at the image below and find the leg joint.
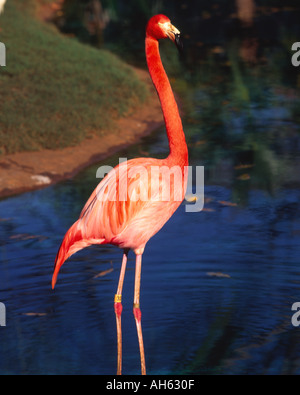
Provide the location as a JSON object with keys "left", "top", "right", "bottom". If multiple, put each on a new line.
{"left": 133, "top": 304, "right": 142, "bottom": 322}
{"left": 114, "top": 302, "right": 123, "bottom": 317}
{"left": 114, "top": 294, "right": 123, "bottom": 317}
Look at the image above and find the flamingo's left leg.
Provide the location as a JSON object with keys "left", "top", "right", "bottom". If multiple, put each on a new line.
{"left": 114, "top": 249, "right": 129, "bottom": 375}
{"left": 133, "top": 253, "right": 146, "bottom": 375}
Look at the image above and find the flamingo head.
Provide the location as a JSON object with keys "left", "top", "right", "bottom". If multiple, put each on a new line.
{"left": 146, "top": 14, "right": 183, "bottom": 51}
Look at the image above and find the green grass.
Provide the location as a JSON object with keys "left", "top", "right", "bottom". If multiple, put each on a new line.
{"left": 0, "top": 0, "right": 148, "bottom": 154}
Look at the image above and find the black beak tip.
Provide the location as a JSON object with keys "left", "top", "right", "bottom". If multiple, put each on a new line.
{"left": 175, "top": 33, "right": 183, "bottom": 52}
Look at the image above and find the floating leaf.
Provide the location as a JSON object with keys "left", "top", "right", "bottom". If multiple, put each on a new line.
{"left": 93, "top": 268, "right": 114, "bottom": 279}
{"left": 234, "top": 164, "right": 254, "bottom": 170}
{"left": 23, "top": 313, "right": 47, "bottom": 317}
{"left": 218, "top": 200, "right": 237, "bottom": 207}
{"left": 207, "top": 272, "right": 231, "bottom": 279}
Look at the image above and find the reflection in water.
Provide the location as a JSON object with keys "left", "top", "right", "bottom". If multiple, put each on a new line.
{"left": 1, "top": 3, "right": 300, "bottom": 375}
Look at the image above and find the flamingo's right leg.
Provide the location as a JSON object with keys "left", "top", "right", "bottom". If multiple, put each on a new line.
{"left": 114, "top": 249, "right": 129, "bottom": 375}
{"left": 133, "top": 253, "right": 146, "bottom": 375}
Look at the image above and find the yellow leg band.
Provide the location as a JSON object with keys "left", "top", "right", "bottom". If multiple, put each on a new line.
{"left": 114, "top": 294, "right": 122, "bottom": 303}
{"left": 133, "top": 302, "right": 140, "bottom": 309}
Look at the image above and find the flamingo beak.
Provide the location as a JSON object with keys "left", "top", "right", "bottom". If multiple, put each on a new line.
{"left": 174, "top": 32, "right": 183, "bottom": 52}
{"left": 159, "top": 22, "right": 183, "bottom": 52}
{"left": 168, "top": 24, "right": 183, "bottom": 51}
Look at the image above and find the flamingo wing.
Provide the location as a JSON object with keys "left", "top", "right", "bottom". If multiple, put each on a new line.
{"left": 81, "top": 157, "right": 186, "bottom": 250}
{"left": 79, "top": 158, "right": 155, "bottom": 240}
{"left": 52, "top": 157, "right": 185, "bottom": 288}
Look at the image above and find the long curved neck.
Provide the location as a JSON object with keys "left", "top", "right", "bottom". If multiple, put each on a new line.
{"left": 145, "top": 36, "right": 188, "bottom": 166}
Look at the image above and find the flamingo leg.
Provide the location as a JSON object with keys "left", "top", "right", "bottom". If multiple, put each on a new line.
{"left": 133, "top": 254, "right": 146, "bottom": 375}
{"left": 114, "top": 249, "right": 129, "bottom": 375}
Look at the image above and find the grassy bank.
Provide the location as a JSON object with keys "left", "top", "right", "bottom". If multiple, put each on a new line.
{"left": 0, "top": 0, "right": 148, "bottom": 155}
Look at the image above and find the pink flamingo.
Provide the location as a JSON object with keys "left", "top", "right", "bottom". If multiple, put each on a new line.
{"left": 52, "top": 14, "right": 188, "bottom": 375}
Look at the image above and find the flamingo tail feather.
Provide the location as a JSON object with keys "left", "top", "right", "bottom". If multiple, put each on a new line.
{"left": 52, "top": 220, "right": 90, "bottom": 289}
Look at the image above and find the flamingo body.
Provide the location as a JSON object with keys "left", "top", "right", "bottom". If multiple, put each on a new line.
{"left": 52, "top": 156, "right": 187, "bottom": 287}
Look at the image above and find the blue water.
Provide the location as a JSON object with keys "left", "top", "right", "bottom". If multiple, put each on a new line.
{"left": 1, "top": 122, "right": 300, "bottom": 374}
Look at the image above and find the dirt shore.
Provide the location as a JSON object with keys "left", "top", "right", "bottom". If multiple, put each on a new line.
{"left": 0, "top": 68, "right": 164, "bottom": 199}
